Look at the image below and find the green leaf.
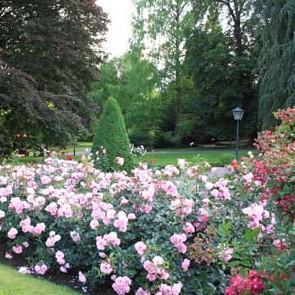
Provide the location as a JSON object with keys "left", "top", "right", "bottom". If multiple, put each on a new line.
{"left": 243, "top": 228, "right": 260, "bottom": 242}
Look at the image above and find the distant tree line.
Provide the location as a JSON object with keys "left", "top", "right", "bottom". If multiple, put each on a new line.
{"left": 1, "top": 0, "right": 294, "bottom": 154}
{"left": 90, "top": 0, "right": 295, "bottom": 148}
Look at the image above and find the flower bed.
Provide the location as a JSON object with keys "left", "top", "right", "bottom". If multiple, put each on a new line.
{"left": 0, "top": 108, "right": 294, "bottom": 295}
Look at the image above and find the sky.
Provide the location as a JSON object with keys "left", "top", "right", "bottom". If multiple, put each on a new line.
{"left": 96, "top": 0, "right": 135, "bottom": 57}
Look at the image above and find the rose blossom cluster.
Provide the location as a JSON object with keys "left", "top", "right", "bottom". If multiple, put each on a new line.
{"left": 55, "top": 250, "right": 70, "bottom": 273}
{"left": 112, "top": 276, "right": 132, "bottom": 295}
{"left": 202, "top": 178, "right": 231, "bottom": 200}
{"left": 45, "top": 231, "right": 61, "bottom": 247}
{"left": 34, "top": 263, "right": 48, "bottom": 275}
{"left": 225, "top": 270, "right": 264, "bottom": 295}
{"left": 156, "top": 282, "right": 183, "bottom": 295}
{"left": 96, "top": 232, "right": 121, "bottom": 250}
{"left": 170, "top": 233, "right": 187, "bottom": 253}
{"left": 170, "top": 196, "right": 194, "bottom": 217}
{"left": 143, "top": 256, "right": 169, "bottom": 281}
{"left": 20, "top": 217, "right": 46, "bottom": 235}
{"left": 242, "top": 202, "right": 270, "bottom": 230}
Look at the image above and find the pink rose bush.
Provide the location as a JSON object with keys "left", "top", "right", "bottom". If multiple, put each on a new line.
{"left": 0, "top": 108, "right": 293, "bottom": 294}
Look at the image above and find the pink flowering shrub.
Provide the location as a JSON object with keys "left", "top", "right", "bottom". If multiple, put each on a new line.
{"left": 0, "top": 155, "right": 233, "bottom": 293}
{"left": 0, "top": 109, "right": 293, "bottom": 295}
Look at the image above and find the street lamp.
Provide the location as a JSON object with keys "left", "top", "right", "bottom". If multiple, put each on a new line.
{"left": 232, "top": 107, "right": 244, "bottom": 163}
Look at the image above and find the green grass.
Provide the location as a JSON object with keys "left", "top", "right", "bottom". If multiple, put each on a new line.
{"left": 0, "top": 264, "right": 79, "bottom": 295}
{"left": 2, "top": 143, "right": 254, "bottom": 167}
{"left": 138, "top": 148, "right": 253, "bottom": 167}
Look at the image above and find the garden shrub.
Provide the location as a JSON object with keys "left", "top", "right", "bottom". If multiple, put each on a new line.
{"left": 226, "top": 107, "right": 295, "bottom": 295}
{"left": 92, "top": 97, "right": 134, "bottom": 172}
{"left": 0, "top": 107, "right": 293, "bottom": 295}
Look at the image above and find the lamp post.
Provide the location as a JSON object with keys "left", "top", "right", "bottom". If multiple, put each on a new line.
{"left": 232, "top": 107, "right": 244, "bottom": 163}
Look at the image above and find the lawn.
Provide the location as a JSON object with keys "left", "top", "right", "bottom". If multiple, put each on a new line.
{"left": 1, "top": 144, "right": 254, "bottom": 167}
{"left": 138, "top": 148, "right": 253, "bottom": 167}
{"left": 0, "top": 264, "right": 79, "bottom": 295}
{"left": 63, "top": 142, "right": 253, "bottom": 166}
{"left": 63, "top": 142, "right": 92, "bottom": 153}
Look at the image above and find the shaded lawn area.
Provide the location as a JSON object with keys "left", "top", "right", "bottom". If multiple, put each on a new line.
{"left": 2, "top": 144, "right": 254, "bottom": 167}
{"left": 63, "top": 142, "right": 92, "bottom": 153}
{"left": 0, "top": 264, "right": 79, "bottom": 295}
{"left": 138, "top": 148, "right": 253, "bottom": 167}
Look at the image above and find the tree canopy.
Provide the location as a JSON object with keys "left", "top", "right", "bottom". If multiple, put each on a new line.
{"left": 256, "top": 0, "right": 295, "bottom": 128}
{"left": 0, "top": 0, "right": 108, "bottom": 154}
{"left": 91, "top": 0, "right": 261, "bottom": 147}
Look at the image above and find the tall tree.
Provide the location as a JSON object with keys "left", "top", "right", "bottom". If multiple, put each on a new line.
{"left": 189, "top": 0, "right": 260, "bottom": 141}
{"left": 208, "top": 0, "right": 256, "bottom": 56}
{"left": 0, "top": 0, "right": 108, "bottom": 154}
{"left": 132, "top": 0, "right": 195, "bottom": 144}
{"left": 256, "top": 0, "right": 295, "bottom": 128}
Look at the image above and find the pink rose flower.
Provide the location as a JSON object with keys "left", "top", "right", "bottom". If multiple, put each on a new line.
{"left": 156, "top": 282, "right": 182, "bottom": 295}
{"left": 8, "top": 227, "right": 18, "bottom": 239}
{"left": 33, "top": 223, "right": 46, "bottom": 235}
{"left": 5, "top": 252, "right": 13, "bottom": 259}
{"left": 219, "top": 247, "right": 233, "bottom": 262}
{"left": 114, "top": 211, "right": 129, "bottom": 232}
{"left": 100, "top": 261, "right": 113, "bottom": 274}
{"left": 170, "top": 233, "right": 187, "bottom": 254}
{"left": 112, "top": 276, "right": 132, "bottom": 295}
{"left": 96, "top": 236, "right": 107, "bottom": 251}
{"left": 70, "top": 231, "right": 81, "bottom": 242}
{"left": 78, "top": 271, "right": 87, "bottom": 284}
{"left": 90, "top": 219, "right": 99, "bottom": 230}
{"left": 34, "top": 264, "right": 48, "bottom": 275}
{"left": 181, "top": 259, "right": 190, "bottom": 271}
{"left": 40, "top": 175, "right": 52, "bottom": 185}
{"left": 135, "top": 241, "right": 147, "bottom": 255}
{"left": 183, "top": 222, "right": 195, "bottom": 234}
{"left": 13, "top": 245, "right": 23, "bottom": 254}
{"left": 0, "top": 209, "right": 5, "bottom": 218}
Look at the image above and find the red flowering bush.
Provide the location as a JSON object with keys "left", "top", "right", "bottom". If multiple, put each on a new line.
{"left": 253, "top": 107, "right": 295, "bottom": 218}
{"left": 225, "top": 270, "right": 265, "bottom": 295}
{"left": 225, "top": 107, "right": 295, "bottom": 295}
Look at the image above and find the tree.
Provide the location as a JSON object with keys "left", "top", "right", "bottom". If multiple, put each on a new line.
{"left": 131, "top": 0, "right": 259, "bottom": 145}
{"left": 132, "top": 0, "right": 195, "bottom": 144}
{"left": 0, "top": 0, "right": 108, "bottom": 153}
{"left": 88, "top": 50, "right": 162, "bottom": 147}
{"left": 256, "top": 0, "right": 295, "bottom": 128}
{"left": 182, "top": 0, "right": 259, "bottom": 143}
{"left": 184, "top": 9, "right": 259, "bottom": 143}
{"left": 92, "top": 97, "right": 134, "bottom": 172}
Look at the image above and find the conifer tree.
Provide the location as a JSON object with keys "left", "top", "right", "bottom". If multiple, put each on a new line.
{"left": 92, "top": 97, "right": 134, "bottom": 172}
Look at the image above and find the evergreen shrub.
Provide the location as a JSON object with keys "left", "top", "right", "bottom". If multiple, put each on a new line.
{"left": 92, "top": 97, "right": 134, "bottom": 171}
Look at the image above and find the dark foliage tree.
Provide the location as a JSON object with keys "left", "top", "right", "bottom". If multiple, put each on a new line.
{"left": 181, "top": 1, "right": 259, "bottom": 144}
{"left": 0, "top": 0, "right": 108, "bottom": 154}
{"left": 92, "top": 97, "right": 134, "bottom": 172}
{"left": 256, "top": 0, "right": 295, "bottom": 128}
{"left": 184, "top": 31, "right": 258, "bottom": 143}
